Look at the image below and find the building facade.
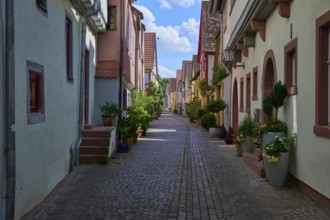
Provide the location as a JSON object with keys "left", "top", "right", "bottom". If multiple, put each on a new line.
{"left": 1, "top": 0, "right": 107, "bottom": 219}
{"left": 217, "top": 0, "right": 330, "bottom": 202}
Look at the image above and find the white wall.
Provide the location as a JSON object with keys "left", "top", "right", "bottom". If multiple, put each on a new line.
{"left": 14, "top": 0, "right": 97, "bottom": 218}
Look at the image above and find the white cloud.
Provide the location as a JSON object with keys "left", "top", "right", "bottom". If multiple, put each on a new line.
{"left": 181, "top": 18, "right": 200, "bottom": 40}
{"left": 158, "top": 65, "right": 176, "bottom": 78}
{"left": 135, "top": 5, "right": 194, "bottom": 52}
{"left": 158, "top": 0, "right": 172, "bottom": 9}
{"left": 171, "top": 0, "right": 196, "bottom": 8}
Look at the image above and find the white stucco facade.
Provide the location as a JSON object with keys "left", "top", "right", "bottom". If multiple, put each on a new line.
{"left": 12, "top": 1, "right": 103, "bottom": 218}
{"left": 227, "top": 0, "right": 330, "bottom": 199}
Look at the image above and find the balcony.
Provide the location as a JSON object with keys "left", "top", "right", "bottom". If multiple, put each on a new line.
{"left": 70, "top": 0, "right": 107, "bottom": 33}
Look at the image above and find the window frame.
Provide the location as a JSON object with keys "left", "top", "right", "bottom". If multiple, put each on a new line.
{"left": 65, "top": 13, "right": 73, "bottom": 81}
{"left": 252, "top": 66, "right": 258, "bottom": 100}
{"left": 246, "top": 73, "right": 251, "bottom": 114}
{"left": 240, "top": 77, "right": 244, "bottom": 112}
{"left": 314, "top": 11, "right": 330, "bottom": 138}
{"left": 107, "top": 6, "right": 117, "bottom": 30}
{"left": 284, "top": 37, "right": 298, "bottom": 95}
{"left": 27, "top": 60, "right": 45, "bottom": 124}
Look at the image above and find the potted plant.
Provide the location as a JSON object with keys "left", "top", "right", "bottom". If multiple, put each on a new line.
{"left": 206, "top": 99, "right": 226, "bottom": 137}
{"left": 261, "top": 81, "right": 288, "bottom": 149}
{"left": 200, "top": 113, "right": 216, "bottom": 130}
{"left": 233, "top": 132, "right": 244, "bottom": 156}
{"left": 263, "top": 135, "right": 296, "bottom": 186}
{"left": 212, "top": 64, "right": 227, "bottom": 87}
{"left": 237, "top": 115, "right": 259, "bottom": 153}
{"left": 99, "top": 101, "right": 120, "bottom": 126}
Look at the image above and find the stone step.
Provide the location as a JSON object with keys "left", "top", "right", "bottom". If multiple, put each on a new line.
{"left": 79, "top": 146, "right": 109, "bottom": 155}
{"left": 79, "top": 155, "right": 109, "bottom": 164}
{"left": 81, "top": 137, "right": 110, "bottom": 146}
{"left": 242, "top": 152, "right": 265, "bottom": 178}
{"left": 83, "top": 130, "right": 111, "bottom": 138}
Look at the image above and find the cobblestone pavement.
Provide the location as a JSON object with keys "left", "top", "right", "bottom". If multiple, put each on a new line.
{"left": 22, "top": 113, "right": 330, "bottom": 220}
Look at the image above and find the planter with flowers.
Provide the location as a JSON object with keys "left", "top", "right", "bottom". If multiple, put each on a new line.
{"left": 233, "top": 132, "right": 244, "bottom": 156}
{"left": 261, "top": 80, "right": 288, "bottom": 149}
{"left": 263, "top": 135, "right": 296, "bottom": 186}
{"left": 205, "top": 99, "right": 226, "bottom": 137}
{"left": 261, "top": 80, "right": 296, "bottom": 186}
{"left": 237, "top": 115, "right": 259, "bottom": 153}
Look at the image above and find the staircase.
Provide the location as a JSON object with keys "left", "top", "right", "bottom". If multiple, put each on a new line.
{"left": 79, "top": 126, "right": 115, "bottom": 164}
{"left": 242, "top": 147, "right": 265, "bottom": 177}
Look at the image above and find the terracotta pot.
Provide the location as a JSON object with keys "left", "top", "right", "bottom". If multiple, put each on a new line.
{"left": 102, "top": 115, "right": 114, "bottom": 126}
{"left": 137, "top": 130, "right": 143, "bottom": 138}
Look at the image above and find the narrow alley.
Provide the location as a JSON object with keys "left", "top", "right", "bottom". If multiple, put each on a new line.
{"left": 22, "top": 113, "right": 330, "bottom": 220}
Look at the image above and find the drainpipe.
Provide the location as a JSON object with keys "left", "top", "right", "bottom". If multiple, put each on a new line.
{"left": 5, "top": 0, "right": 16, "bottom": 219}
{"left": 119, "top": 0, "right": 124, "bottom": 107}
{"left": 75, "top": 0, "right": 101, "bottom": 166}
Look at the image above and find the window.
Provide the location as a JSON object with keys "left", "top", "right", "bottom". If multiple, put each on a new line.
{"left": 314, "top": 11, "right": 330, "bottom": 138}
{"left": 36, "top": 0, "right": 47, "bottom": 13}
{"left": 252, "top": 66, "right": 258, "bottom": 100}
{"left": 27, "top": 61, "right": 45, "bottom": 124}
{"left": 284, "top": 38, "right": 298, "bottom": 95}
{"left": 145, "top": 73, "right": 150, "bottom": 84}
{"left": 246, "top": 73, "right": 251, "bottom": 114}
{"left": 240, "top": 77, "right": 244, "bottom": 112}
{"left": 107, "top": 6, "right": 116, "bottom": 30}
{"left": 65, "top": 15, "right": 73, "bottom": 80}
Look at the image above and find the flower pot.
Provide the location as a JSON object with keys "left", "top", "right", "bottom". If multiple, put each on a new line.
{"left": 263, "top": 152, "right": 290, "bottom": 186}
{"left": 241, "top": 136, "right": 254, "bottom": 153}
{"left": 218, "top": 125, "right": 227, "bottom": 139}
{"left": 102, "top": 115, "right": 115, "bottom": 126}
{"left": 118, "top": 143, "right": 129, "bottom": 153}
{"left": 209, "top": 127, "right": 221, "bottom": 137}
{"left": 261, "top": 132, "right": 284, "bottom": 151}
{"left": 137, "top": 130, "right": 143, "bottom": 138}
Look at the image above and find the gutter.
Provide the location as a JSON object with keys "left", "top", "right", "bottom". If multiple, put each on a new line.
{"left": 75, "top": 0, "right": 101, "bottom": 166}
{"left": 5, "top": 0, "right": 16, "bottom": 219}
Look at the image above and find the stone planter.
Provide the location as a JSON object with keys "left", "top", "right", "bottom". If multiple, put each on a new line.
{"left": 209, "top": 127, "right": 221, "bottom": 137}
{"left": 241, "top": 136, "right": 254, "bottom": 153}
{"left": 261, "top": 132, "right": 284, "bottom": 151}
{"left": 263, "top": 152, "right": 290, "bottom": 186}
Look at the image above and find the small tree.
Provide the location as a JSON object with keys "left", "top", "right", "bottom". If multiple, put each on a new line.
{"left": 262, "top": 80, "right": 288, "bottom": 121}
{"left": 206, "top": 99, "right": 226, "bottom": 127}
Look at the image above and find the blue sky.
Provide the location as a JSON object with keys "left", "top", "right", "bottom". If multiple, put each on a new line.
{"left": 133, "top": 0, "right": 203, "bottom": 78}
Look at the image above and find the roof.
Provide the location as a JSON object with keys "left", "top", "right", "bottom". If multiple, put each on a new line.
{"left": 176, "top": 70, "right": 183, "bottom": 90}
{"left": 144, "top": 32, "right": 156, "bottom": 72}
{"left": 198, "top": 1, "right": 220, "bottom": 55}
{"left": 182, "top": 61, "right": 193, "bottom": 85}
{"left": 191, "top": 55, "right": 200, "bottom": 80}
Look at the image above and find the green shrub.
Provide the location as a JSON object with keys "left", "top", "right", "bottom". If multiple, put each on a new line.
{"left": 237, "top": 115, "right": 259, "bottom": 137}
{"left": 198, "top": 109, "right": 207, "bottom": 119}
{"left": 200, "top": 113, "right": 216, "bottom": 130}
{"left": 206, "top": 99, "right": 226, "bottom": 113}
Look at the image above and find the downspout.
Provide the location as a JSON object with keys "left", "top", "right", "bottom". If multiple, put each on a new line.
{"left": 75, "top": 0, "right": 101, "bottom": 166}
{"left": 5, "top": 0, "right": 16, "bottom": 219}
{"left": 119, "top": 0, "right": 124, "bottom": 107}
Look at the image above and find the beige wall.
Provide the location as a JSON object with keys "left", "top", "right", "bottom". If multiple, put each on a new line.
{"left": 230, "top": 0, "right": 330, "bottom": 198}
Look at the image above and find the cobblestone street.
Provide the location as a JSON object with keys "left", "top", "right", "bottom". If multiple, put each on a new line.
{"left": 22, "top": 113, "right": 330, "bottom": 220}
